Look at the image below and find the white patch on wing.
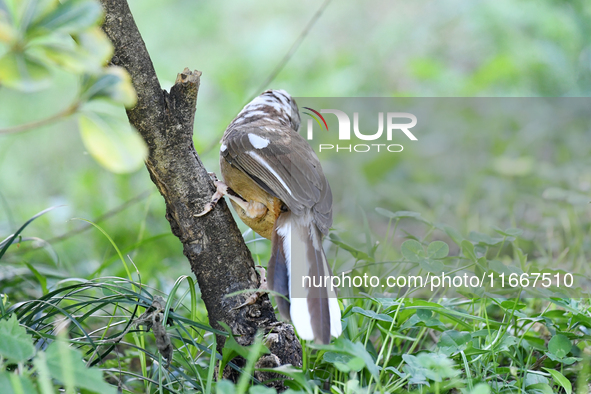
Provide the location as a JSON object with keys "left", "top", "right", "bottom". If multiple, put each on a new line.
{"left": 220, "top": 144, "right": 227, "bottom": 152}
{"left": 247, "top": 151, "right": 293, "bottom": 196}
{"left": 248, "top": 133, "right": 270, "bottom": 149}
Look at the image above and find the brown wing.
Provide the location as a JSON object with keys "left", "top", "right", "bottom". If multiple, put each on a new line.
{"left": 221, "top": 123, "right": 332, "bottom": 234}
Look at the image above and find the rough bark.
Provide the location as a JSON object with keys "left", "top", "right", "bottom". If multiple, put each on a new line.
{"left": 98, "top": 0, "right": 302, "bottom": 386}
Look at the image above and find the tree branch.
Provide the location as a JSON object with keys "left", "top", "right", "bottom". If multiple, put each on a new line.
{"left": 98, "top": 0, "right": 301, "bottom": 386}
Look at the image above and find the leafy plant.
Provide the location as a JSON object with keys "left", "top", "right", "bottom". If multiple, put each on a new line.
{"left": 0, "top": 314, "right": 116, "bottom": 394}
{"left": 0, "top": 0, "right": 146, "bottom": 173}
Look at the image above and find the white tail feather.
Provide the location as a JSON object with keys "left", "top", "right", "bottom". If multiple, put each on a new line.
{"left": 290, "top": 298, "right": 315, "bottom": 340}
{"left": 276, "top": 213, "right": 342, "bottom": 342}
{"left": 329, "top": 298, "right": 342, "bottom": 337}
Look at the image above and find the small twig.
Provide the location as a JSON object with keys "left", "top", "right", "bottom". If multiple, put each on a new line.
{"left": 248, "top": 0, "right": 333, "bottom": 101}
{"left": 428, "top": 329, "right": 438, "bottom": 343}
{"left": 530, "top": 354, "right": 548, "bottom": 371}
{"left": 0, "top": 102, "right": 80, "bottom": 135}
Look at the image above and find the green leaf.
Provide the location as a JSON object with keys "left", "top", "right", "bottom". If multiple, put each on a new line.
{"left": 401, "top": 239, "right": 424, "bottom": 262}
{"left": 427, "top": 241, "right": 449, "bottom": 259}
{"left": 548, "top": 334, "right": 571, "bottom": 359}
{"left": 32, "top": 0, "right": 103, "bottom": 35}
{"left": 416, "top": 309, "right": 432, "bottom": 320}
{"left": 525, "top": 383, "right": 554, "bottom": 394}
{"left": 384, "top": 366, "right": 406, "bottom": 378}
{"left": 438, "top": 330, "right": 471, "bottom": 355}
{"left": 216, "top": 380, "right": 236, "bottom": 394}
{"left": 249, "top": 385, "right": 277, "bottom": 394}
{"left": 78, "top": 111, "right": 147, "bottom": 174}
{"left": 375, "top": 208, "right": 422, "bottom": 220}
{"left": 469, "top": 231, "right": 503, "bottom": 246}
{"left": 0, "top": 51, "right": 51, "bottom": 91}
{"left": 461, "top": 240, "right": 477, "bottom": 261}
{"left": 499, "top": 299, "right": 526, "bottom": 310}
{"left": 74, "top": 27, "right": 112, "bottom": 66}
{"left": 401, "top": 312, "right": 445, "bottom": 330}
{"left": 494, "top": 334, "right": 517, "bottom": 352}
{"left": 323, "top": 351, "right": 352, "bottom": 364}
{"left": 0, "top": 6, "right": 17, "bottom": 43}
{"left": 33, "top": 350, "right": 55, "bottom": 394}
{"left": 323, "top": 352, "right": 364, "bottom": 373}
{"left": 343, "top": 340, "right": 379, "bottom": 378}
{"left": 350, "top": 306, "right": 393, "bottom": 322}
{"left": 328, "top": 233, "right": 372, "bottom": 261}
{"left": 29, "top": 0, "right": 62, "bottom": 25}
{"left": 402, "top": 353, "right": 459, "bottom": 385}
{"left": 29, "top": 27, "right": 112, "bottom": 74}
{"left": 545, "top": 353, "right": 580, "bottom": 365}
{"left": 260, "top": 365, "right": 310, "bottom": 390}
{"left": 542, "top": 368, "right": 572, "bottom": 394}
{"left": 81, "top": 66, "right": 137, "bottom": 107}
{"left": 317, "top": 338, "right": 379, "bottom": 378}
{"left": 45, "top": 340, "right": 117, "bottom": 394}
{"left": 0, "top": 315, "right": 35, "bottom": 363}
{"left": 24, "top": 261, "right": 48, "bottom": 294}
{"left": 468, "top": 383, "right": 491, "bottom": 394}
{"left": 524, "top": 373, "right": 548, "bottom": 387}
{"left": 488, "top": 260, "right": 522, "bottom": 276}
{"left": 0, "top": 371, "right": 37, "bottom": 394}
{"left": 442, "top": 225, "right": 463, "bottom": 246}
{"left": 375, "top": 298, "right": 401, "bottom": 309}
{"left": 491, "top": 225, "right": 523, "bottom": 238}
{"left": 419, "top": 258, "right": 444, "bottom": 273}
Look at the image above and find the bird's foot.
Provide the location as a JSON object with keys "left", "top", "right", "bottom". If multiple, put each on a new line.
{"left": 195, "top": 180, "right": 229, "bottom": 217}
{"left": 195, "top": 177, "right": 267, "bottom": 220}
{"left": 231, "top": 266, "right": 268, "bottom": 310}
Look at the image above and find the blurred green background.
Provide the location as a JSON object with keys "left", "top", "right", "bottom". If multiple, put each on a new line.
{"left": 1, "top": 0, "right": 590, "bottom": 297}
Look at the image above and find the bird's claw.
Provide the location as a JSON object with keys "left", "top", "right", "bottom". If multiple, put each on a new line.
{"left": 195, "top": 179, "right": 227, "bottom": 217}
{"left": 231, "top": 266, "right": 268, "bottom": 311}
{"left": 195, "top": 202, "right": 215, "bottom": 217}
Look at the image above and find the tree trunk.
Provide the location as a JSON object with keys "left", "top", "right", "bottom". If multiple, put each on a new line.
{"left": 98, "top": 0, "right": 302, "bottom": 387}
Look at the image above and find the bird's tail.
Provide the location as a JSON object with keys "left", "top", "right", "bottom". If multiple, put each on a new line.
{"left": 268, "top": 212, "right": 342, "bottom": 344}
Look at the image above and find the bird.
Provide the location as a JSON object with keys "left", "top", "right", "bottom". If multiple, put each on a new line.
{"left": 196, "top": 89, "right": 342, "bottom": 344}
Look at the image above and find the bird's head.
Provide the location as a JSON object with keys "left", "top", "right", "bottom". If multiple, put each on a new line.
{"left": 230, "top": 89, "right": 301, "bottom": 131}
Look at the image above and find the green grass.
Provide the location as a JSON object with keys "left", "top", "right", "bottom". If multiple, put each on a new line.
{"left": 1, "top": 190, "right": 590, "bottom": 393}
